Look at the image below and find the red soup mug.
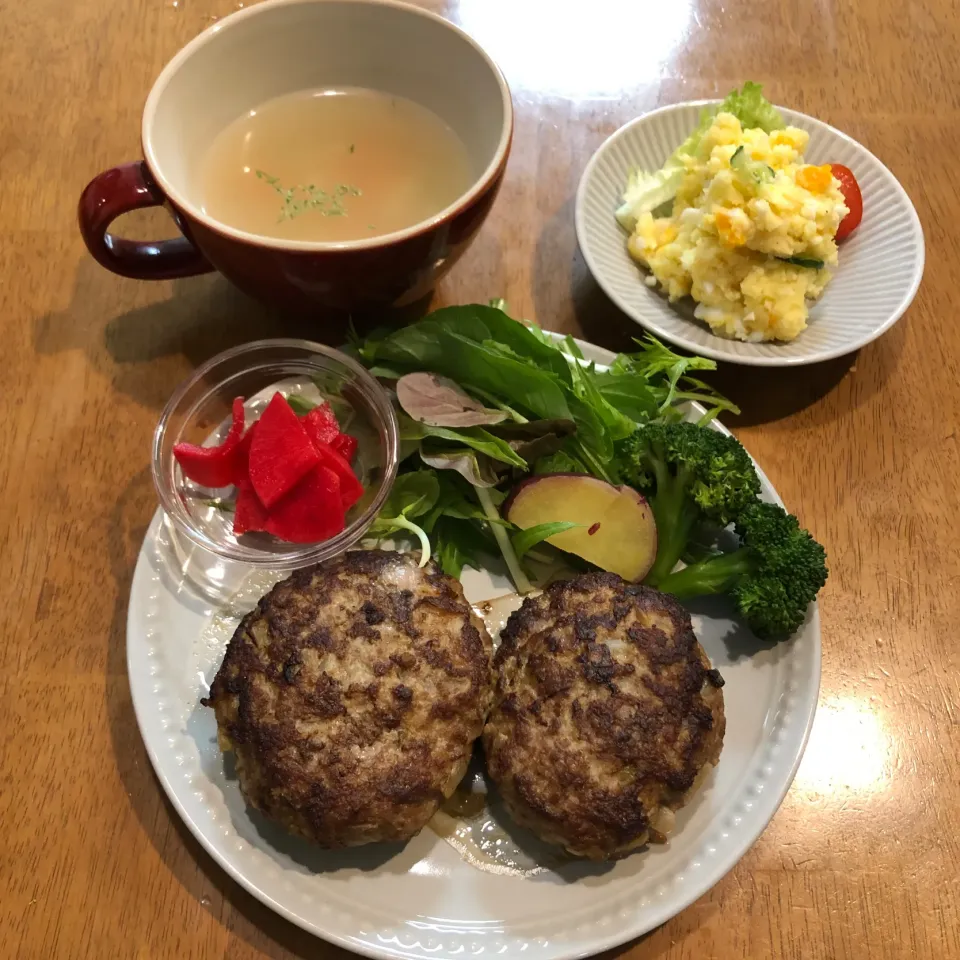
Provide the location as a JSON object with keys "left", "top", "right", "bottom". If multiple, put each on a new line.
{"left": 78, "top": 0, "right": 512, "bottom": 312}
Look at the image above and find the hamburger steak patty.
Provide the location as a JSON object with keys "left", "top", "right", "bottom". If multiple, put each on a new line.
{"left": 483, "top": 573, "right": 725, "bottom": 860}
{"left": 203, "top": 550, "right": 493, "bottom": 847}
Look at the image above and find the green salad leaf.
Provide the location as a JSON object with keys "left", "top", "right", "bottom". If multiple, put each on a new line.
{"left": 511, "top": 521, "right": 581, "bottom": 561}
{"left": 357, "top": 302, "right": 736, "bottom": 592}
{"left": 362, "top": 304, "right": 571, "bottom": 383}
{"left": 443, "top": 334, "right": 574, "bottom": 422}
{"left": 285, "top": 393, "right": 316, "bottom": 416}
{"left": 419, "top": 448, "right": 500, "bottom": 487}
{"left": 431, "top": 515, "right": 495, "bottom": 579}
{"left": 422, "top": 472, "right": 502, "bottom": 527}
{"left": 591, "top": 370, "right": 661, "bottom": 422}
{"left": 615, "top": 108, "right": 715, "bottom": 231}
{"left": 356, "top": 300, "right": 826, "bottom": 637}
{"left": 420, "top": 422, "right": 527, "bottom": 469}
{"left": 487, "top": 418, "right": 577, "bottom": 464}
{"left": 563, "top": 336, "right": 638, "bottom": 441}
{"left": 719, "top": 80, "right": 785, "bottom": 134}
{"left": 533, "top": 451, "right": 589, "bottom": 475}
{"left": 368, "top": 471, "right": 440, "bottom": 566}
{"left": 619, "top": 335, "right": 741, "bottom": 417}
{"left": 398, "top": 414, "right": 526, "bottom": 468}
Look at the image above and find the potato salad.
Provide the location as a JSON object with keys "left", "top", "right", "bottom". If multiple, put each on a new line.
{"left": 617, "top": 84, "right": 862, "bottom": 343}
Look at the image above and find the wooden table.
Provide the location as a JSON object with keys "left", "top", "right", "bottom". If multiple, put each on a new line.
{"left": 2, "top": 0, "right": 958, "bottom": 957}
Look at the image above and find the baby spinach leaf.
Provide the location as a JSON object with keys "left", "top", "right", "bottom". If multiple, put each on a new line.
{"left": 563, "top": 342, "right": 637, "bottom": 441}
{"left": 432, "top": 304, "right": 572, "bottom": 381}
{"left": 398, "top": 414, "right": 427, "bottom": 441}
{"left": 565, "top": 392, "right": 613, "bottom": 461}
{"left": 439, "top": 333, "right": 572, "bottom": 421}
{"left": 418, "top": 422, "right": 528, "bottom": 468}
{"left": 591, "top": 371, "right": 659, "bottom": 422}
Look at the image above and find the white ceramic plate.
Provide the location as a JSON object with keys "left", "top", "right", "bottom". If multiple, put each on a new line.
{"left": 575, "top": 101, "right": 924, "bottom": 366}
{"left": 127, "top": 338, "right": 820, "bottom": 960}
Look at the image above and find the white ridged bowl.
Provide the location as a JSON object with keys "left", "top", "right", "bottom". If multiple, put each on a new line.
{"left": 575, "top": 101, "right": 924, "bottom": 366}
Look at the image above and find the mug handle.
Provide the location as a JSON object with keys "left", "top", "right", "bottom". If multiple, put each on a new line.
{"left": 78, "top": 161, "right": 214, "bottom": 280}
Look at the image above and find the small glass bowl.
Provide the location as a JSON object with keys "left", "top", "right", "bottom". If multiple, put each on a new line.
{"left": 152, "top": 338, "right": 398, "bottom": 571}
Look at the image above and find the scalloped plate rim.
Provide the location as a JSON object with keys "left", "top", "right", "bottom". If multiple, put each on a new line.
{"left": 127, "top": 336, "right": 821, "bottom": 959}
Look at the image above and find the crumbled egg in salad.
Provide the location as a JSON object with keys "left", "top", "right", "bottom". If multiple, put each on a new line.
{"left": 627, "top": 113, "right": 849, "bottom": 342}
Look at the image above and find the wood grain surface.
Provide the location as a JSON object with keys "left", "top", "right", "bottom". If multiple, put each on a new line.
{"left": 1, "top": 0, "right": 958, "bottom": 957}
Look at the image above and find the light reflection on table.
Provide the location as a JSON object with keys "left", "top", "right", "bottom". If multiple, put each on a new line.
{"left": 454, "top": 0, "right": 694, "bottom": 99}
{"left": 793, "top": 694, "right": 892, "bottom": 797}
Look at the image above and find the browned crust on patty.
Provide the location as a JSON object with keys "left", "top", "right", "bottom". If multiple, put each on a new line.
{"left": 482, "top": 572, "right": 724, "bottom": 860}
{"left": 203, "top": 550, "right": 493, "bottom": 847}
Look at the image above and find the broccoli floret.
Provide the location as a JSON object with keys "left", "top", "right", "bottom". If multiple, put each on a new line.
{"left": 617, "top": 421, "right": 761, "bottom": 584}
{"left": 656, "top": 501, "right": 828, "bottom": 639}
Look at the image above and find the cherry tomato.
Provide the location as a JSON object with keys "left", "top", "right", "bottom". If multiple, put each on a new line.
{"left": 830, "top": 164, "right": 863, "bottom": 240}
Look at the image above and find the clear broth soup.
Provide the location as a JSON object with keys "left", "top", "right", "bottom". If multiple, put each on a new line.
{"left": 198, "top": 87, "right": 473, "bottom": 242}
